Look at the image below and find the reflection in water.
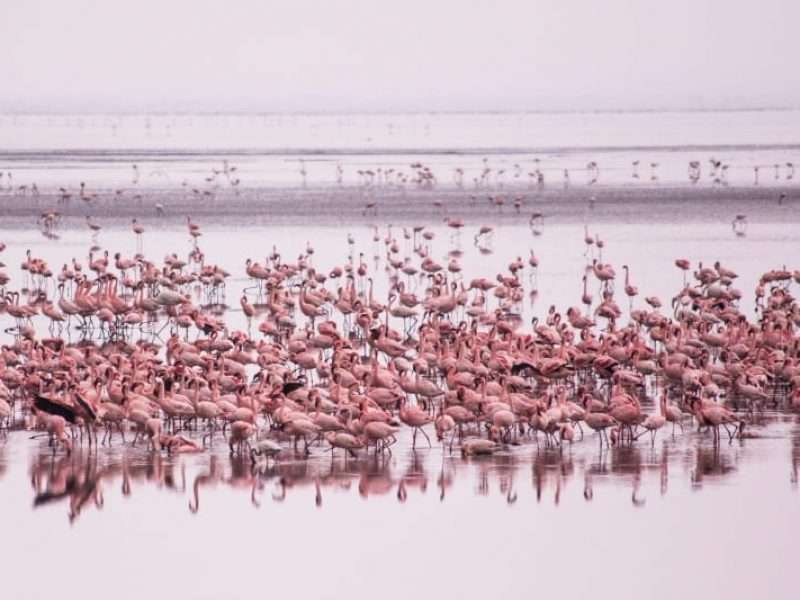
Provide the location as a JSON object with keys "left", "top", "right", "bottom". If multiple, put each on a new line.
{"left": 0, "top": 446, "right": 7, "bottom": 482}
{"left": 188, "top": 456, "right": 221, "bottom": 513}
{"left": 29, "top": 450, "right": 187, "bottom": 523}
{"left": 690, "top": 446, "right": 737, "bottom": 490}
{"left": 11, "top": 414, "right": 795, "bottom": 523}
{"left": 791, "top": 418, "right": 800, "bottom": 489}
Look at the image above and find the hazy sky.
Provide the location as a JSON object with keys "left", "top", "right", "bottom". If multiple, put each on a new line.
{"left": 3, "top": 0, "right": 798, "bottom": 113}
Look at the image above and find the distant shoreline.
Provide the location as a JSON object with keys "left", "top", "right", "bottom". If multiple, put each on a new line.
{"left": 2, "top": 142, "right": 800, "bottom": 158}
{"left": 2, "top": 107, "right": 800, "bottom": 117}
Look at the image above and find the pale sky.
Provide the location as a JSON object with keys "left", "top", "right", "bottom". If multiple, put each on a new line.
{"left": 3, "top": 0, "right": 798, "bottom": 113}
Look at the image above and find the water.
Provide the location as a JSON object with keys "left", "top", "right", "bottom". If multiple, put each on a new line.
{"left": 2, "top": 415, "right": 799, "bottom": 600}
{"left": 1, "top": 110, "right": 799, "bottom": 190}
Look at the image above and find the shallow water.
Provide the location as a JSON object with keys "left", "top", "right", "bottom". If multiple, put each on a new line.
{"left": 1, "top": 214, "right": 798, "bottom": 328}
{"left": 1, "top": 209, "right": 800, "bottom": 599}
{"left": 1, "top": 414, "right": 799, "bottom": 600}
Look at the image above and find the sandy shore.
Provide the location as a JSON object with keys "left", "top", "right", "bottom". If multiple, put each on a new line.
{"left": 0, "top": 183, "right": 796, "bottom": 227}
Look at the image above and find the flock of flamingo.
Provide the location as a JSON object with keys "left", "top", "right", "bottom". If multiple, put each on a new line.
{"left": 1, "top": 203, "right": 799, "bottom": 474}
{"left": 0, "top": 152, "right": 796, "bottom": 210}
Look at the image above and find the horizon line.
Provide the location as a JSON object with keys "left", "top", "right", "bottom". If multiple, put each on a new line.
{"left": 1, "top": 106, "right": 799, "bottom": 118}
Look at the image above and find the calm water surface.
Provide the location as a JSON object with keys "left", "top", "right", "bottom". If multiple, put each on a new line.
{"left": 1, "top": 417, "right": 799, "bottom": 600}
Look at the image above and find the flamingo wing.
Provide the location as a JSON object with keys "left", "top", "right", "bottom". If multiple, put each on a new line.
{"left": 74, "top": 392, "right": 98, "bottom": 422}
{"left": 34, "top": 394, "right": 78, "bottom": 424}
